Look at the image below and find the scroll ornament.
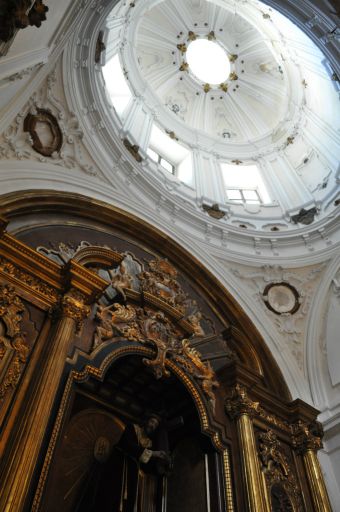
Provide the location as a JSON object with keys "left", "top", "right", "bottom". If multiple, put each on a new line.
{"left": 93, "top": 302, "right": 219, "bottom": 407}
{"left": 259, "top": 429, "right": 303, "bottom": 510}
{"left": 0, "top": 285, "right": 29, "bottom": 400}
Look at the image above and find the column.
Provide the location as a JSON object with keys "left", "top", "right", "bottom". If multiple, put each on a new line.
{"left": 225, "top": 385, "right": 269, "bottom": 512}
{"left": 0, "top": 289, "right": 91, "bottom": 511}
{"left": 292, "top": 420, "right": 332, "bottom": 512}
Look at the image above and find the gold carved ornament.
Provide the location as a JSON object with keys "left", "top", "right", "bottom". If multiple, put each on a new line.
{"left": 225, "top": 384, "right": 260, "bottom": 419}
{"left": 179, "top": 61, "right": 189, "bottom": 72}
{"left": 225, "top": 385, "right": 290, "bottom": 432}
{"left": 291, "top": 420, "right": 323, "bottom": 454}
{"left": 50, "top": 289, "right": 91, "bottom": 332}
{"left": 0, "top": 257, "right": 59, "bottom": 303}
{"left": 259, "top": 429, "right": 303, "bottom": 511}
{"left": 177, "top": 43, "right": 187, "bottom": 54}
{"left": 173, "top": 339, "right": 219, "bottom": 406}
{"left": 0, "top": 285, "right": 29, "bottom": 401}
{"left": 93, "top": 301, "right": 218, "bottom": 406}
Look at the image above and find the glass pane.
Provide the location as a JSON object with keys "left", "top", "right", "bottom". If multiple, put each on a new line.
{"left": 147, "top": 148, "right": 158, "bottom": 163}
{"left": 243, "top": 190, "right": 258, "bottom": 200}
{"left": 160, "top": 158, "right": 174, "bottom": 174}
{"left": 227, "top": 189, "right": 242, "bottom": 200}
{"left": 221, "top": 163, "right": 271, "bottom": 204}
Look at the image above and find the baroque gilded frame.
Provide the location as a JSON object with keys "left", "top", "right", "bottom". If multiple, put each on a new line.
{"left": 32, "top": 342, "right": 235, "bottom": 511}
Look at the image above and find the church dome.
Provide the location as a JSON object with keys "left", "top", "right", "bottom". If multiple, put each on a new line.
{"left": 57, "top": 0, "right": 340, "bottom": 259}
{"left": 99, "top": 0, "right": 340, "bottom": 237}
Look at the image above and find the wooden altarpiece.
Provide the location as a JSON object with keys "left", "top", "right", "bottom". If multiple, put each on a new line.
{"left": 0, "top": 195, "right": 333, "bottom": 512}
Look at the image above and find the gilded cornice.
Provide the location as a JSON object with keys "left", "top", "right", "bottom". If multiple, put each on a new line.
{"left": 0, "top": 256, "right": 60, "bottom": 307}
{"left": 0, "top": 228, "right": 109, "bottom": 309}
{"left": 63, "top": 259, "right": 109, "bottom": 303}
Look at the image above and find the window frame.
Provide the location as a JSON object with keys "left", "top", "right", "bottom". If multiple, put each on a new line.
{"left": 147, "top": 147, "right": 176, "bottom": 175}
{"left": 225, "top": 187, "right": 263, "bottom": 205}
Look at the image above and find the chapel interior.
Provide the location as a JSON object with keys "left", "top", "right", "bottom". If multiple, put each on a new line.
{"left": 0, "top": 0, "right": 339, "bottom": 511}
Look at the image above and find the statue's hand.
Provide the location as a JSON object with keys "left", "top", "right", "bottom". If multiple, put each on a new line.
{"left": 152, "top": 450, "right": 168, "bottom": 460}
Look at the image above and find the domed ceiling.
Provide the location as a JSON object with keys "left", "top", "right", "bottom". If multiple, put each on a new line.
{"left": 83, "top": 0, "right": 339, "bottom": 239}
{"left": 136, "top": 0, "right": 287, "bottom": 144}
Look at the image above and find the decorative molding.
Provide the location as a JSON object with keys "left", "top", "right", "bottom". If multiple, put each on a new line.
{"left": 259, "top": 429, "right": 303, "bottom": 511}
{"left": 0, "top": 285, "right": 29, "bottom": 401}
{"left": 291, "top": 420, "right": 323, "bottom": 454}
{"left": 0, "top": 256, "right": 59, "bottom": 303}
{"left": 225, "top": 384, "right": 260, "bottom": 419}
{"left": 262, "top": 282, "right": 300, "bottom": 316}
{"left": 229, "top": 263, "right": 327, "bottom": 371}
{"left": 0, "top": 62, "right": 44, "bottom": 85}
{"left": 0, "top": 61, "right": 103, "bottom": 178}
{"left": 60, "top": 290, "right": 91, "bottom": 331}
{"left": 24, "top": 108, "right": 63, "bottom": 157}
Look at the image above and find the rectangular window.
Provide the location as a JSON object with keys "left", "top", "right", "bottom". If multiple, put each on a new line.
{"left": 221, "top": 162, "right": 271, "bottom": 204}
{"left": 147, "top": 147, "right": 175, "bottom": 175}
{"left": 160, "top": 158, "right": 174, "bottom": 174}
{"left": 226, "top": 188, "right": 262, "bottom": 205}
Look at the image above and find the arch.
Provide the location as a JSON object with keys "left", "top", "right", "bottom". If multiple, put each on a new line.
{"left": 306, "top": 252, "right": 340, "bottom": 411}
{"left": 0, "top": 189, "right": 291, "bottom": 400}
{"left": 33, "top": 340, "right": 231, "bottom": 510}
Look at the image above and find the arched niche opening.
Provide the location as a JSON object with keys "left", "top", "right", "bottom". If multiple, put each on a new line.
{"left": 0, "top": 189, "right": 290, "bottom": 401}
{"left": 0, "top": 190, "right": 331, "bottom": 512}
{"left": 39, "top": 349, "right": 228, "bottom": 512}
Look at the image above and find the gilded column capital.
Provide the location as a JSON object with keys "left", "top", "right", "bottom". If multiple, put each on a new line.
{"left": 291, "top": 420, "right": 323, "bottom": 454}
{"left": 59, "top": 290, "right": 91, "bottom": 330}
{"left": 225, "top": 384, "right": 260, "bottom": 420}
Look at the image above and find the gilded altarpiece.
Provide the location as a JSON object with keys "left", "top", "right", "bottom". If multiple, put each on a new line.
{"left": 0, "top": 204, "right": 333, "bottom": 512}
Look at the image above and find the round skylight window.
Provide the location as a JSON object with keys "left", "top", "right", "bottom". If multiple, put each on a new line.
{"left": 186, "top": 39, "right": 230, "bottom": 84}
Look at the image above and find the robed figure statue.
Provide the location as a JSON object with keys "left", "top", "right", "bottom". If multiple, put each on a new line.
{"left": 76, "top": 413, "right": 171, "bottom": 512}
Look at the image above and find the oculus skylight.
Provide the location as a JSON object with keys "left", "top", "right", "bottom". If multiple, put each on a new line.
{"left": 186, "top": 39, "right": 230, "bottom": 85}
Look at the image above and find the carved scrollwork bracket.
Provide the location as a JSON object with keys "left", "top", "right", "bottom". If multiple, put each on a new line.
{"left": 259, "top": 430, "right": 290, "bottom": 476}
{"left": 225, "top": 384, "right": 260, "bottom": 420}
{"left": 291, "top": 420, "right": 323, "bottom": 454}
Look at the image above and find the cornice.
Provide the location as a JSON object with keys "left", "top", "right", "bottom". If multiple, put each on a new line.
{"left": 0, "top": 219, "right": 110, "bottom": 309}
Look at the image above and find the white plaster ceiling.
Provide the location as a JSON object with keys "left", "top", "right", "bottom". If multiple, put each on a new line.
{"left": 135, "top": 0, "right": 288, "bottom": 144}
{"left": 99, "top": 0, "right": 340, "bottom": 234}
{"left": 0, "top": 0, "right": 340, "bottom": 505}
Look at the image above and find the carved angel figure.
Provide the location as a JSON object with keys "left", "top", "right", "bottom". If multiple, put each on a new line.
{"left": 93, "top": 303, "right": 140, "bottom": 348}
{"left": 108, "top": 262, "right": 133, "bottom": 301}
